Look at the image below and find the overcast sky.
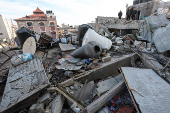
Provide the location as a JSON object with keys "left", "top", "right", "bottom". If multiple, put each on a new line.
{"left": 0, "top": 0, "right": 168, "bottom": 26}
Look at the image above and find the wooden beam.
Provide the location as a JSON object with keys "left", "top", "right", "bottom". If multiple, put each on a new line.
{"left": 55, "top": 85, "right": 86, "bottom": 110}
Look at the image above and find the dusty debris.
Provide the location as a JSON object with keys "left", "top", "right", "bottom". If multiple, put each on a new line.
{"left": 59, "top": 43, "right": 76, "bottom": 51}
{"left": 0, "top": 58, "right": 50, "bottom": 113}
{"left": 1, "top": 1, "right": 170, "bottom": 113}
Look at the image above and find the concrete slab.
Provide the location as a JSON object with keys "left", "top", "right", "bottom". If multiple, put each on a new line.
{"left": 122, "top": 67, "right": 170, "bottom": 113}
{"left": 29, "top": 103, "right": 45, "bottom": 113}
{"left": 97, "top": 77, "right": 118, "bottom": 96}
{"left": 37, "top": 93, "right": 51, "bottom": 104}
{"left": 73, "top": 81, "right": 95, "bottom": 101}
{"left": 47, "top": 94, "right": 65, "bottom": 113}
{"left": 56, "top": 62, "right": 83, "bottom": 70}
{"left": 102, "top": 56, "right": 111, "bottom": 63}
{"left": 0, "top": 58, "right": 50, "bottom": 113}
{"left": 59, "top": 43, "right": 76, "bottom": 51}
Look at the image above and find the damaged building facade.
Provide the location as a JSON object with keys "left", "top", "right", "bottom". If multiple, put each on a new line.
{"left": 14, "top": 7, "right": 58, "bottom": 38}
{"left": 88, "top": 0, "right": 170, "bottom": 37}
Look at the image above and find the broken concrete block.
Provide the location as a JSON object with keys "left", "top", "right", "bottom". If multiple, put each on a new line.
{"left": 151, "top": 47, "right": 157, "bottom": 53}
{"left": 70, "top": 86, "right": 75, "bottom": 90}
{"left": 115, "top": 46, "right": 124, "bottom": 52}
{"left": 96, "top": 77, "right": 118, "bottom": 96}
{"left": 114, "top": 74, "right": 123, "bottom": 83}
{"left": 73, "top": 81, "right": 95, "bottom": 101}
{"left": 92, "top": 59, "right": 100, "bottom": 64}
{"left": 37, "top": 93, "right": 51, "bottom": 104}
{"left": 47, "top": 94, "right": 65, "bottom": 113}
{"left": 48, "top": 74, "right": 52, "bottom": 80}
{"left": 117, "top": 40, "right": 123, "bottom": 46}
{"left": 102, "top": 56, "right": 111, "bottom": 63}
{"left": 69, "top": 91, "right": 74, "bottom": 95}
{"left": 59, "top": 43, "right": 76, "bottom": 51}
{"left": 140, "top": 47, "right": 148, "bottom": 53}
{"left": 125, "top": 40, "right": 131, "bottom": 45}
{"left": 47, "top": 87, "right": 56, "bottom": 93}
{"left": 147, "top": 43, "right": 152, "bottom": 49}
{"left": 73, "top": 82, "right": 82, "bottom": 90}
{"left": 71, "top": 102, "right": 80, "bottom": 113}
{"left": 134, "top": 40, "right": 142, "bottom": 47}
{"left": 29, "top": 103, "right": 45, "bottom": 113}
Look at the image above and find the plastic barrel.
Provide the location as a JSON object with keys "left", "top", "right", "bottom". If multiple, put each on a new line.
{"left": 16, "top": 27, "right": 36, "bottom": 48}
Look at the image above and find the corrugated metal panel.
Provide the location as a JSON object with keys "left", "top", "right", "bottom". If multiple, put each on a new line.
{"left": 0, "top": 58, "right": 49, "bottom": 112}
{"left": 122, "top": 67, "right": 170, "bottom": 113}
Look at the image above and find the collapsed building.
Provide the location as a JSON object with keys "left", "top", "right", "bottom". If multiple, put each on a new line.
{"left": 1, "top": 0, "right": 170, "bottom": 113}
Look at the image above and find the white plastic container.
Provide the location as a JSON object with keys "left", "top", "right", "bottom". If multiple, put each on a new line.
{"left": 11, "top": 53, "right": 33, "bottom": 66}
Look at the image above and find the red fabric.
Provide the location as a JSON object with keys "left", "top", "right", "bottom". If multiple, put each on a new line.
{"left": 40, "top": 27, "right": 45, "bottom": 31}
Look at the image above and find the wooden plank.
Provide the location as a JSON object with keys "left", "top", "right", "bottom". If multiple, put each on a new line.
{"left": 86, "top": 81, "right": 125, "bottom": 113}
{"left": 121, "top": 67, "right": 170, "bottom": 113}
{"left": 55, "top": 85, "right": 86, "bottom": 110}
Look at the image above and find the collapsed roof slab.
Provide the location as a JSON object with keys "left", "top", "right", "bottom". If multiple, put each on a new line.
{"left": 121, "top": 67, "right": 170, "bottom": 113}
{"left": 96, "top": 17, "right": 142, "bottom": 30}
{"left": 0, "top": 58, "right": 50, "bottom": 113}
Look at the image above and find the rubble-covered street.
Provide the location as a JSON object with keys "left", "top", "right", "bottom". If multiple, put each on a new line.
{"left": 1, "top": 0, "right": 170, "bottom": 113}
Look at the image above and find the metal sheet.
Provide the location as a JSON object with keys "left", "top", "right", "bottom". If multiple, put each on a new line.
{"left": 0, "top": 58, "right": 50, "bottom": 112}
{"left": 121, "top": 67, "right": 170, "bottom": 113}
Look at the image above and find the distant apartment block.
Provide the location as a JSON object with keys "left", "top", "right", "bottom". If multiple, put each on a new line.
{"left": 0, "top": 15, "right": 10, "bottom": 43}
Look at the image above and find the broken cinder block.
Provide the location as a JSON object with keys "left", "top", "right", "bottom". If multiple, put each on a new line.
{"left": 29, "top": 103, "right": 45, "bottom": 113}
{"left": 102, "top": 56, "right": 111, "bottom": 63}
{"left": 37, "top": 93, "right": 51, "bottom": 104}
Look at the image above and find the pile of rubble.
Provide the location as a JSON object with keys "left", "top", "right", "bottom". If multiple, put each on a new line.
{"left": 1, "top": 14, "right": 170, "bottom": 113}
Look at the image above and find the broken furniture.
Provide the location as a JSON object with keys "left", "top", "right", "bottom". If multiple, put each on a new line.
{"left": 38, "top": 33, "right": 53, "bottom": 47}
